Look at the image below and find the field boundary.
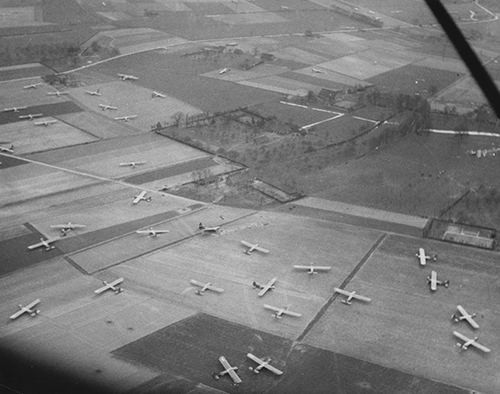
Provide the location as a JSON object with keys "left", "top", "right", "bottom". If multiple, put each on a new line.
{"left": 87, "top": 208, "right": 257, "bottom": 275}
{"left": 293, "top": 197, "right": 429, "bottom": 237}
{"left": 296, "top": 233, "right": 386, "bottom": 342}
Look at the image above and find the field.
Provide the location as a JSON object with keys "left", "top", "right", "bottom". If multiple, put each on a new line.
{"left": 368, "top": 63, "right": 464, "bottom": 96}
{"left": 0, "top": 100, "right": 83, "bottom": 126}
{"left": 0, "top": 79, "right": 72, "bottom": 108}
{"left": 87, "top": 50, "right": 280, "bottom": 113}
{"left": 2, "top": 204, "right": 497, "bottom": 393}
{"left": 0, "top": 119, "right": 96, "bottom": 155}
{"left": 1, "top": 2, "right": 500, "bottom": 393}
{"left": 304, "top": 233, "right": 500, "bottom": 394}
{"left": 28, "top": 133, "right": 210, "bottom": 179}
{"left": 72, "top": 25, "right": 475, "bottom": 123}
{"left": 114, "top": 313, "right": 467, "bottom": 394}
{"left": 69, "top": 80, "right": 201, "bottom": 131}
{"left": 0, "top": 6, "right": 40, "bottom": 28}
{"left": 41, "top": 0, "right": 102, "bottom": 25}
{"left": 295, "top": 133, "right": 500, "bottom": 218}
{"left": 0, "top": 258, "right": 170, "bottom": 393}
{"left": 250, "top": 101, "right": 341, "bottom": 127}
{"left": 432, "top": 76, "right": 500, "bottom": 113}
{"left": 97, "top": 211, "right": 382, "bottom": 342}
{"left": 343, "top": 0, "right": 494, "bottom": 24}
{"left": 238, "top": 75, "right": 325, "bottom": 96}
{"left": 0, "top": 126, "right": 247, "bottom": 278}
{"left": 87, "top": 28, "right": 188, "bottom": 56}
{"left": 288, "top": 67, "right": 367, "bottom": 89}
{"left": 56, "top": 111, "right": 141, "bottom": 139}
{"left": 441, "top": 185, "right": 500, "bottom": 232}
{"left": 270, "top": 46, "right": 329, "bottom": 65}
{"left": 119, "top": 5, "right": 368, "bottom": 40}
{"left": 0, "top": 63, "right": 52, "bottom": 82}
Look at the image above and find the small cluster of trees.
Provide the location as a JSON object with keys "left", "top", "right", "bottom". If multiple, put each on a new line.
{"left": 82, "top": 41, "right": 119, "bottom": 59}
{"left": 42, "top": 73, "right": 77, "bottom": 87}
{"left": 192, "top": 168, "right": 218, "bottom": 186}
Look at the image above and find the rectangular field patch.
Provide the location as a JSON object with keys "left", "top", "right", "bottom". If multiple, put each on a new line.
{"left": 207, "top": 11, "right": 286, "bottom": 24}
{"left": 238, "top": 75, "right": 323, "bottom": 95}
{"left": 317, "top": 56, "right": 392, "bottom": 80}
{"left": 292, "top": 67, "right": 371, "bottom": 87}
{"left": 0, "top": 7, "right": 36, "bottom": 27}
{"left": 0, "top": 63, "right": 52, "bottom": 82}
{"left": 271, "top": 46, "right": 329, "bottom": 65}
{"left": 0, "top": 117, "right": 97, "bottom": 155}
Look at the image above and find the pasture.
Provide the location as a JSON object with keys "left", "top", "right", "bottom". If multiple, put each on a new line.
{"left": 86, "top": 50, "right": 280, "bottom": 113}
{"left": 67, "top": 203, "right": 250, "bottom": 274}
{"left": 68, "top": 80, "right": 201, "bottom": 130}
{"left": 0, "top": 258, "right": 166, "bottom": 393}
{"left": 0, "top": 79, "right": 70, "bottom": 108}
{"left": 28, "top": 133, "right": 210, "bottom": 179}
{"left": 135, "top": 3, "right": 368, "bottom": 40}
{"left": 305, "top": 133, "right": 500, "bottom": 218}
{"left": 0, "top": 64, "right": 52, "bottom": 82}
{"left": 238, "top": 75, "right": 323, "bottom": 95}
{"left": 107, "top": 211, "right": 383, "bottom": 340}
{"left": 368, "top": 64, "right": 464, "bottom": 96}
{"left": 295, "top": 35, "right": 368, "bottom": 59}
{"left": 432, "top": 76, "right": 500, "bottom": 112}
{"left": 290, "top": 66, "right": 368, "bottom": 88}
{"left": 0, "top": 117, "right": 96, "bottom": 155}
{"left": 1, "top": 2, "right": 499, "bottom": 393}
{"left": 0, "top": 6, "right": 38, "bottom": 28}
{"left": 88, "top": 28, "right": 188, "bottom": 56}
{"left": 341, "top": 0, "right": 491, "bottom": 25}
{"left": 56, "top": 112, "right": 141, "bottom": 139}
{"left": 304, "top": 233, "right": 500, "bottom": 394}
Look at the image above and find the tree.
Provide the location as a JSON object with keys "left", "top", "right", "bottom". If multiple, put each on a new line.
{"left": 171, "top": 112, "right": 185, "bottom": 127}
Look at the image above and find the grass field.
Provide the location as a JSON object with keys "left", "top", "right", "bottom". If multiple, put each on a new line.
{"left": 441, "top": 185, "right": 500, "bottom": 232}
{"left": 202, "top": 64, "right": 290, "bottom": 84}
{"left": 290, "top": 66, "right": 369, "bottom": 88}
{"left": 367, "top": 63, "right": 464, "bottom": 96}
{"left": 67, "top": 203, "right": 250, "bottom": 274}
{"left": 296, "top": 36, "right": 368, "bottom": 60}
{"left": 86, "top": 50, "right": 280, "bottom": 113}
{"left": 0, "top": 259, "right": 165, "bottom": 393}
{"left": 341, "top": 0, "right": 492, "bottom": 25}
{"left": 0, "top": 162, "right": 99, "bottom": 208}
{"left": 126, "top": 6, "right": 368, "bottom": 41}
{"left": 304, "top": 233, "right": 500, "bottom": 394}
{"left": 305, "top": 133, "right": 500, "bottom": 218}
{"left": 0, "top": 79, "right": 70, "bottom": 108}
{"left": 238, "top": 75, "right": 324, "bottom": 95}
{"left": 270, "top": 46, "right": 329, "bottom": 65}
{"left": 56, "top": 112, "right": 140, "bottom": 139}
{"left": 114, "top": 311, "right": 466, "bottom": 393}
{"left": 281, "top": 68, "right": 353, "bottom": 90}
{"left": 0, "top": 64, "right": 52, "bottom": 82}
{"left": 318, "top": 55, "right": 393, "bottom": 80}
{"left": 250, "top": 101, "right": 340, "bottom": 127}
{"left": 107, "top": 211, "right": 382, "bottom": 340}
{"left": 432, "top": 76, "right": 500, "bottom": 111}
{"left": 89, "top": 27, "right": 188, "bottom": 56}
{"left": 0, "top": 6, "right": 39, "bottom": 27}
{"left": 3, "top": 204, "right": 495, "bottom": 392}
{"left": 1, "top": 3, "right": 499, "bottom": 393}
{"left": 68, "top": 80, "right": 201, "bottom": 130}
{"left": 28, "top": 133, "right": 210, "bottom": 179}
{"left": 0, "top": 118, "right": 97, "bottom": 155}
